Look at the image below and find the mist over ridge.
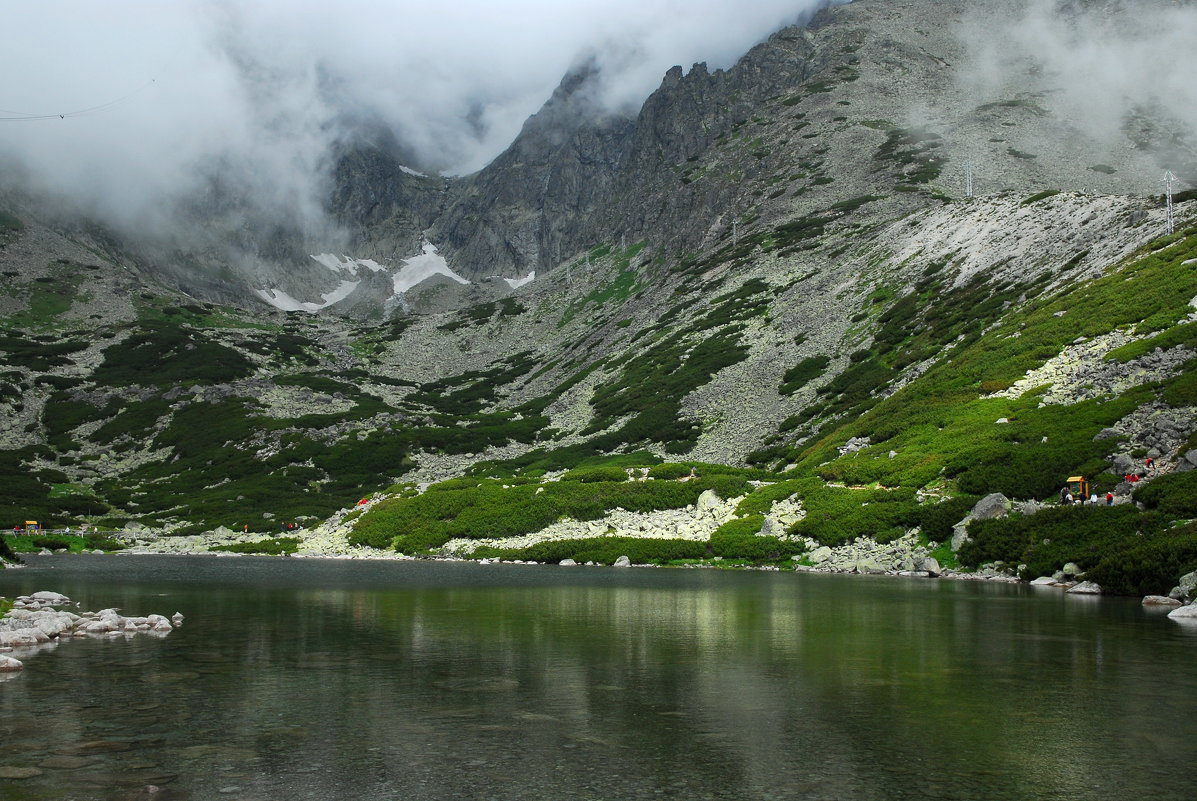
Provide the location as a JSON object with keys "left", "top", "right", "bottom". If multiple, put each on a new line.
{"left": 0, "top": 0, "right": 840, "bottom": 238}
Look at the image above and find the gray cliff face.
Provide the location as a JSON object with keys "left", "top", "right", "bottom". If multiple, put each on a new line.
{"left": 426, "top": 63, "right": 636, "bottom": 280}
{"left": 328, "top": 144, "right": 452, "bottom": 265}
{"left": 330, "top": 0, "right": 1182, "bottom": 297}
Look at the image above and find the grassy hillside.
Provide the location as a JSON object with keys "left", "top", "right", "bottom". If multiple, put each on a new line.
{"left": 347, "top": 224, "right": 1197, "bottom": 594}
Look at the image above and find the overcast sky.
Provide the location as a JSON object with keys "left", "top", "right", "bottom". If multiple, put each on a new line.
{"left": 0, "top": 0, "right": 837, "bottom": 235}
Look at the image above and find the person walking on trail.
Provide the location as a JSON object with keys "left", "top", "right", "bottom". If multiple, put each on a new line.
{"left": 1089, "top": 492, "right": 1099, "bottom": 505}
{"left": 1145, "top": 456, "right": 1154, "bottom": 474}
{"left": 1106, "top": 491, "right": 1114, "bottom": 506}
{"left": 1060, "top": 486, "right": 1071, "bottom": 505}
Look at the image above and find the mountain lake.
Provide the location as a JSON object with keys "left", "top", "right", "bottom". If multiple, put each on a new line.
{"left": 2, "top": 554, "right": 1195, "bottom": 800}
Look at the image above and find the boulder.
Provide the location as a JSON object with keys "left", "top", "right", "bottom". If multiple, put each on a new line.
{"left": 1111, "top": 453, "right": 1134, "bottom": 475}
{"left": 1167, "top": 603, "right": 1197, "bottom": 620}
{"left": 950, "top": 523, "right": 971, "bottom": 552}
{"left": 856, "top": 556, "right": 887, "bottom": 574}
{"left": 1178, "top": 571, "right": 1197, "bottom": 600}
{"left": 0, "top": 654, "right": 23, "bottom": 672}
{"left": 808, "top": 546, "right": 833, "bottom": 564}
{"left": 916, "top": 557, "right": 942, "bottom": 577}
{"left": 33, "top": 612, "right": 74, "bottom": 638}
{"left": 1067, "top": 581, "right": 1102, "bottom": 595}
{"left": 1029, "top": 576, "right": 1057, "bottom": 585}
{"left": 0, "top": 630, "right": 41, "bottom": 647}
{"left": 971, "top": 493, "right": 1012, "bottom": 521}
{"left": 1142, "top": 596, "right": 1182, "bottom": 607}
{"left": 29, "top": 591, "right": 70, "bottom": 605}
{"left": 1061, "top": 562, "right": 1082, "bottom": 578}
{"left": 613, "top": 555, "right": 631, "bottom": 567}
{"left": 695, "top": 490, "right": 721, "bottom": 513}
{"left": 558, "top": 559, "right": 577, "bottom": 566}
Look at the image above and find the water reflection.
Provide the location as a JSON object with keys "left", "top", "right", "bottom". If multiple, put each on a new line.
{"left": 1, "top": 555, "right": 1195, "bottom": 800}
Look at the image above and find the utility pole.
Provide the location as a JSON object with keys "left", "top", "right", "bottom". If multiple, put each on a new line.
{"left": 1163, "top": 170, "right": 1178, "bottom": 235}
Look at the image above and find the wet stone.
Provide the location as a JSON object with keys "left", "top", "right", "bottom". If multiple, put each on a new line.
{"left": 60, "top": 739, "right": 134, "bottom": 754}
{"left": 39, "top": 754, "right": 100, "bottom": 769}
{"left": 0, "top": 765, "right": 45, "bottom": 778}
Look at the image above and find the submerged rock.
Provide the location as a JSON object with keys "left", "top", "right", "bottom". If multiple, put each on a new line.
{"left": 1067, "top": 581, "right": 1103, "bottom": 595}
{"left": 0, "top": 591, "right": 175, "bottom": 671}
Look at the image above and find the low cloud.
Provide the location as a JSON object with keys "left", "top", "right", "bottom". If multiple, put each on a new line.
{"left": 0, "top": 0, "right": 841, "bottom": 244}
{"left": 959, "top": 0, "right": 1197, "bottom": 182}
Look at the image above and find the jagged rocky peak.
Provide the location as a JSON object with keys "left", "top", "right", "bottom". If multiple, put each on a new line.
{"left": 425, "top": 62, "right": 637, "bottom": 283}
{"left": 9, "top": 0, "right": 1193, "bottom": 321}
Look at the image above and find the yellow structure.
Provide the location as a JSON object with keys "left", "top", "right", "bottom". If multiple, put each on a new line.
{"left": 1066, "top": 476, "right": 1089, "bottom": 499}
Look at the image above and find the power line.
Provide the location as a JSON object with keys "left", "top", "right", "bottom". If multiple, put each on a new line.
{"left": 0, "top": 79, "right": 156, "bottom": 122}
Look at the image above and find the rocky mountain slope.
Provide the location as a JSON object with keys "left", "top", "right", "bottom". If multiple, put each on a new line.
{"left": 1, "top": 0, "right": 1196, "bottom": 595}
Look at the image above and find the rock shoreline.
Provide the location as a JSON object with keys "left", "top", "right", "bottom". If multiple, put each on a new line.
{"left": 0, "top": 591, "right": 183, "bottom": 675}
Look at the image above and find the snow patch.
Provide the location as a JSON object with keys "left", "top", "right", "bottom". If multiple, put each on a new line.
{"left": 496, "top": 271, "right": 535, "bottom": 290}
{"left": 399, "top": 164, "right": 427, "bottom": 178}
{"left": 254, "top": 279, "right": 360, "bottom": 313}
{"left": 310, "top": 254, "right": 387, "bottom": 274}
{"left": 393, "top": 242, "right": 470, "bottom": 294}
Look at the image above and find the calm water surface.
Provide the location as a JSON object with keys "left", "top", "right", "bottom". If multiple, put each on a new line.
{"left": 1, "top": 555, "right": 1195, "bottom": 801}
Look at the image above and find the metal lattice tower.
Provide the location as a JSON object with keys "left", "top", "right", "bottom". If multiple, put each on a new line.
{"left": 1163, "top": 171, "right": 1178, "bottom": 235}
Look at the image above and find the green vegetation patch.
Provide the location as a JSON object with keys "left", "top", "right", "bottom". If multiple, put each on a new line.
{"left": 960, "top": 506, "right": 1197, "bottom": 596}
{"left": 710, "top": 515, "right": 806, "bottom": 561}
{"left": 93, "top": 322, "right": 256, "bottom": 387}
{"left": 785, "top": 227, "right": 1197, "bottom": 533}
{"left": 1104, "top": 322, "right": 1197, "bottom": 364}
{"left": 0, "top": 331, "right": 89, "bottom": 370}
{"left": 875, "top": 128, "right": 946, "bottom": 184}
{"left": 1021, "top": 190, "right": 1061, "bottom": 205}
{"left": 779, "top": 355, "right": 832, "bottom": 395}
{"left": 471, "top": 537, "right": 708, "bottom": 565}
{"left": 350, "top": 474, "right": 750, "bottom": 553}
{"left": 211, "top": 537, "right": 299, "bottom": 555}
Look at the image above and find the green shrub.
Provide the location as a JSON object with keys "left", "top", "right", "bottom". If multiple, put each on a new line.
{"left": 959, "top": 506, "right": 1158, "bottom": 580}
{"left": 83, "top": 533, "right": 126, "bottom": 552}
{"left": 212, "top": 537, "right": 300, "bottom": 555}
{"left": 351, "top": 475, "right": 752, "bottom": 552}
{"left": 30, "top": 536, "right": 73, "bottom": 551}
{"left": 93, "top": 322, "right": 255, "bottom": 387}
{"left": 562, "top": 466, "right": 628, "bottom": 483}
{"left": 648, "top": 463, "right": 693, "bottom": 480}
{"left": 1084, "top": 522, "right": 1197, "bottom": 596}
{"left": 779, "top": 355, "right": 831, "bottom": 395}
{"left": 912, "top": 496, "right": 979, "bottom": 543}
{"left": 710, "top": 515, "right": 805, "bottom": 560}
{"left": 471, "top": 537, "right": 707, "bottom": 565}
{"left": 1021, "top": 190, "right": 1061, "bottom": 205}
{"left": 1134, "top": 471, "right": 1197, "bottom": 518}
{"left": 789, "top": 480, "right": 919, "bottom": 545}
